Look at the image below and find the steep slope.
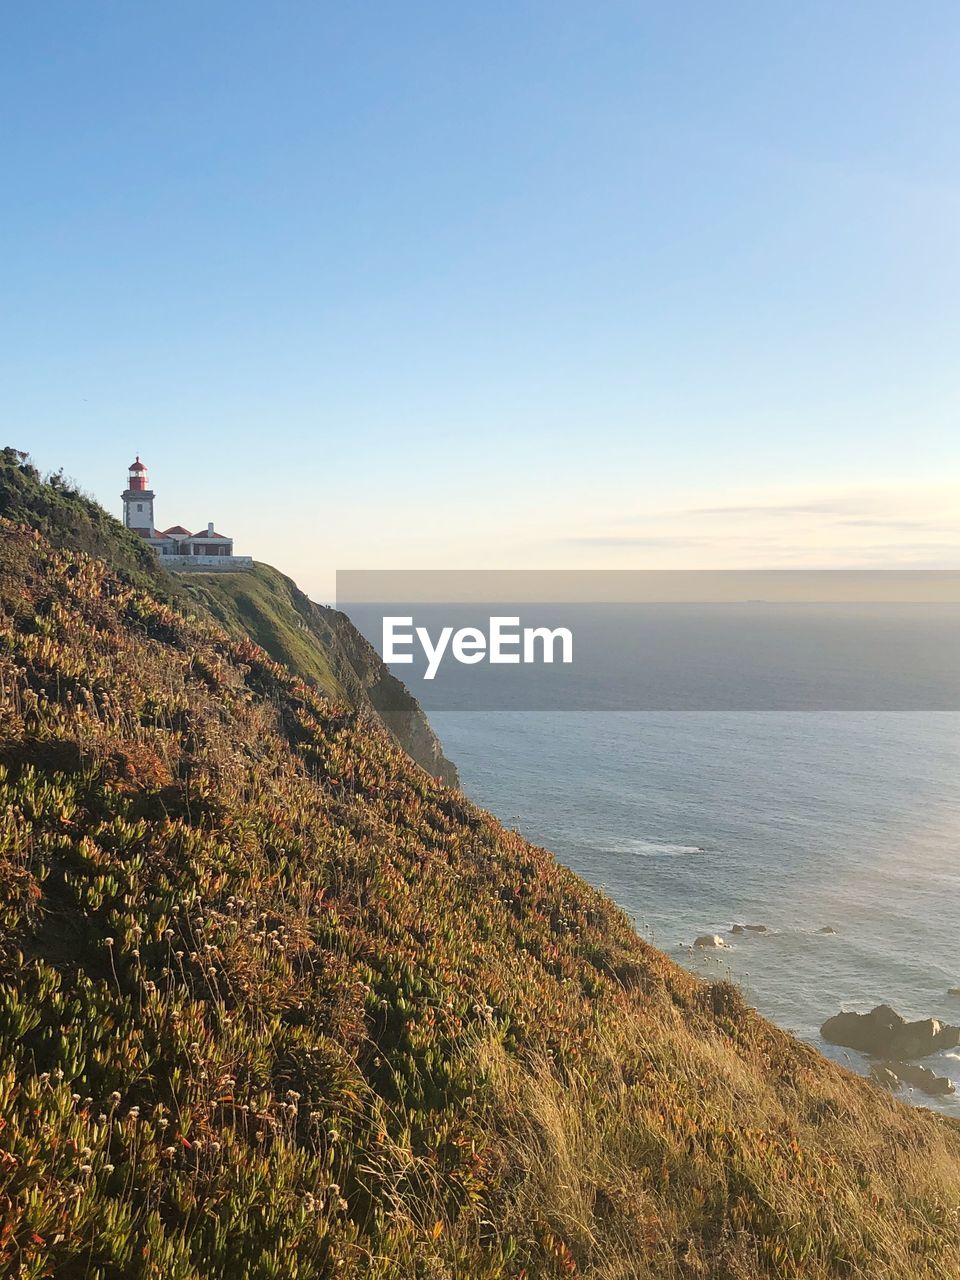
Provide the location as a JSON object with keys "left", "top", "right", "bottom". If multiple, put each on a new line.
{"left": 0, "top": 449, "right": 456, "bottom": 785}
{"left": 2, "top": 526, "right": 960, "bottom": 1278}
{"left": 179, "top": 563, "right": 457, "bottom": 785}
{"left": 0, "top": 447, "right": 179, "bottom": 599}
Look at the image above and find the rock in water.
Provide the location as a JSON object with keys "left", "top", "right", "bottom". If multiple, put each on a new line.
{"left": 870, "top": 1063, "right": 901, "bottom": 1092}
{"left": 819, "top": 926, "right": 837, "bottom": 934}
{"left": 870, "top": 1062, "right": 955, "bottom": 1095}
{"left": 821, "top": 1005, "right": 960, "bottom": 1060}
{"left": 896, "top": 1063, "right": 955, "bottom": 1096}
{"left": 892, "top": 1018, "right": 958, "bottom": 1060}
{"left": 694, "top": 934, "right": 728, "bottom": 949}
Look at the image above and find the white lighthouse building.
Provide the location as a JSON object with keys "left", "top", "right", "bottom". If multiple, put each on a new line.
{"left": 121, "top": 457, "right": 156, "bottom": 535}
{"left": 121, "top": 457, "right": 251, "bottom": 571}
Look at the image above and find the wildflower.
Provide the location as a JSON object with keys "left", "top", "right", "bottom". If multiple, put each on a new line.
{"left": 104, "top": 1164, "right": 114, "bottom": 1173}
{"left": 104, "top": 937, "right": 114, "bottom": 947}
{"left": 78, "top": 1165, "right": 92, "bottom": 1175}
{"left": 110, "top": 1092, "right": 121, "bottom": 1102}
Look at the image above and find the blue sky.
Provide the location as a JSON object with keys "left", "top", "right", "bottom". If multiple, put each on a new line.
{"left": 3, "top": 2, "right": 959, "bottom": 598}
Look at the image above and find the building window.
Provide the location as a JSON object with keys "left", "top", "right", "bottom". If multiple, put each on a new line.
{"left": 137, "top": 503, "right": 143, "bottom": 511}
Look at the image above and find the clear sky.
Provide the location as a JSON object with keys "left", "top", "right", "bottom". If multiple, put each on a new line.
{"left": 3, "top": 2, "right": 959, "bottom": 600}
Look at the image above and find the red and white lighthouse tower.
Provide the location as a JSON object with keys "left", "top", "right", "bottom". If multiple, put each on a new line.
{"left": 121, "top": 457, "right": 156, "bottom": 535}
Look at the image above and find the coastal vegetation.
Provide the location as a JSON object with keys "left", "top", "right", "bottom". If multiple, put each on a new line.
{"left": 0, "top": 465, "right": 959, "bottom": 1277}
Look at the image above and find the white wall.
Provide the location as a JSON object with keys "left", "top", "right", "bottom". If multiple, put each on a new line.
{"left": 160, "top": 554, "right": 254, "bottom": 572}
{"left": 124, "top": 494, "right": 154, "bottom": 531}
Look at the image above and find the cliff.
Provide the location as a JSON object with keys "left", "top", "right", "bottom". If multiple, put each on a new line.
{"left": 178, "top": 563, "right": 457, "bottom": 785}
{"left": 1, "top": 463, "right": 959, "bottom": 1277}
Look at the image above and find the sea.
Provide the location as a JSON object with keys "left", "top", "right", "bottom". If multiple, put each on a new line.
{"left": 431, "top": 709, "right": 960, "bottom": 1114}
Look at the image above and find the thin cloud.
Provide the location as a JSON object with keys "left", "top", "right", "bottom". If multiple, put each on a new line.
{"left": 839, "top": 518, "right": 948, "bottom": 530}
{"left": 566, "top": 535, "right": 709, "bottom": 548}
{"left": 685, "top": 500, "right": 855, "bottom": 517}
{"left": 848, "top": 541, "right": 960, "bottom": 553}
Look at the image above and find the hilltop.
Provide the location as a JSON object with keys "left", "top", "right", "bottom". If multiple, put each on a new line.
{"left": 0, "top": 469, "right": 959, "bottom": 1277}
{"left": 0, "top": 449, "right": 456, "bottom": 785}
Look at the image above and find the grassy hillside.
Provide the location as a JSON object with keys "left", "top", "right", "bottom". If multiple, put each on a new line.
{"left": 0, "top": 447, "right": 176, "bottom": 598}
{"left": 178, "top": 563, "right": 345, "bottom": 694}
{"left": 1, "top": 520, "right": 960, "bottom": 1279}
{"left": 180, "top": 564, "right": 458, "bottom": 785}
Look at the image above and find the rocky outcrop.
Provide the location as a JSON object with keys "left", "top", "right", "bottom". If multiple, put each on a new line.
{"left": 694, "top": 934, "right": 728, "bottom": 949}
{"left": 731, "top": 924, "right": 767, "bottom": 935}
{"left": 871, "top": 1062, "right": 955, "bottom": 1097}
{"left": 821, "top": 1005, "right": 960, "bottom": 1060}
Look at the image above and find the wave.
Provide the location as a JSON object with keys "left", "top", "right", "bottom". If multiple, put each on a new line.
{"left": 606, "top": 836, "right": 707, "bottom": 857}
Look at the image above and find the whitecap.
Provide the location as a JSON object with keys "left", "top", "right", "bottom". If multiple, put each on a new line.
{"left": 606, "top": 836, "right": 707, "bottom": 857}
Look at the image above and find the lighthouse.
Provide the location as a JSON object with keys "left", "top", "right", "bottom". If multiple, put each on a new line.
{"left": 117, "top": 454, "right": 251, "bottom": 570}
{"left": 122, "top": 457, "right": 156, "bottom": 535}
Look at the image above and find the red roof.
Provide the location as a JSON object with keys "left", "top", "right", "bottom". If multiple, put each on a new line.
{"left": 161, "top": 525, "right": 192, "bottom": 536}
{"left": 128, "top": 457, "right": 147, "bottom": 472}
{"left": 189, "top": 530, "right": 230, "bottom": 540}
